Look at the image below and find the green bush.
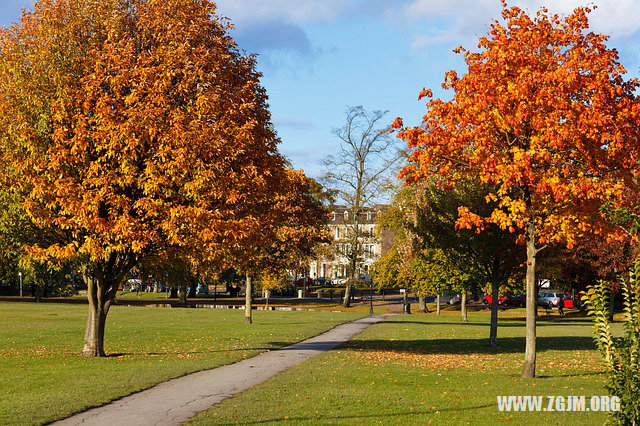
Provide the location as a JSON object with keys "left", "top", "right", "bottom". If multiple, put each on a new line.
{"left": 584, "top": 260, "right": 640, "bottom": 425}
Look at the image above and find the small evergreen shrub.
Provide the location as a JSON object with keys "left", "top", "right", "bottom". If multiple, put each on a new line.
{"left": 584, "top": 260, "right": 640, "bottom": 425}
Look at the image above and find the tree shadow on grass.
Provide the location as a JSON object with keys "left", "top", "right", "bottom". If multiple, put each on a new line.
{"left": 265, "top": 335, "right": 595, "bottom": 355}
{"left": 510, "top": 316, "right": 594, "bottom": 324}
{"left": 534, "top": 371, "right": 604, "bottom": 379}
{"left": 388, "top": 317, "right": 593, "bottom": 327}
{"left": 332, "top": 335, "right": 595, "bottom": 355}
{"left": 385, "top": 320, "right": 525, "bottom": 327}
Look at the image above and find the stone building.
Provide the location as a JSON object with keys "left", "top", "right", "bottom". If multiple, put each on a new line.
{"left": 309, "top": 204, "right": 391, "bottom": 281}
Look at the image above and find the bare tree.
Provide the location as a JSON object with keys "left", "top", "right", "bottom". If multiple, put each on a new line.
{"left": 323, "top": 106, "right": 400, "bottom": 308}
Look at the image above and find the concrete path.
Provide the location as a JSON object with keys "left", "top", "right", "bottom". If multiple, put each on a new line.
{"left": 55, "top": 315, "right": 387, "bottom": 426}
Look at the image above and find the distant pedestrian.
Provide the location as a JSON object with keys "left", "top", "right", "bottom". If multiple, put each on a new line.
{"left": 557, "top": 295, "right": 565, "bottom": 316}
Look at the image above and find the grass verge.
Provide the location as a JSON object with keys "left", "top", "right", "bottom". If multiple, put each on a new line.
{"left": 0, "top": 302, "right": 364, "bottom": 425}
{"left": 190, "top": 310, "right": 614, "bottom": 425}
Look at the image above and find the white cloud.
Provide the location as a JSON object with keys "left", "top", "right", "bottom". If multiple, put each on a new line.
{"left": 402, "top": 0, "right": 640, "bottom": 49}
{"left": 215, "top": 0, "right": 355, "bottom": 24}
{"left": 213, "top": 0, "right": 351, "bottom": 67}
{"left": 535, "top": 0, "right": 640, "bottom": 38}
{"left": 212, "top": 0, "right": 640, "bottom": 67}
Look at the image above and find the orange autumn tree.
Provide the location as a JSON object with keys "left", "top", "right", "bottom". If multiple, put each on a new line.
{"left": 230, "top": 168, "right": 330, "bottom": 324}
{"left": 397, "top": 3, "right": 640, "bottom": 378}
{"left": 0, "top": 0, "right": 288, "bottom": 356}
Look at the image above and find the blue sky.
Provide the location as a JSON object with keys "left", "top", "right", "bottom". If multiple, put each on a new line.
{"left": 3, "top": 1, "right": 640, "bottom": 178}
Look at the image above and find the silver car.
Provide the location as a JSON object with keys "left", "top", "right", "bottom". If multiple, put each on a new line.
{"left": 537, "top": 291, "right": 566, "bottom": 308}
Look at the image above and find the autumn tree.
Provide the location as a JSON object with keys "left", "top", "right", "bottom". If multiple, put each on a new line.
{"left": 372, "top": 186, "right": 453, "bottom": 314}
{"left": 412, "top": 181, "right": 522, "bottom": 340}
{"left": 136, "top": 253, "right": 200, "bottom": 303}
{"left": 397, "top": 3, "right": 640, "bottom": 377}
{"left": 0, "top": 0, "right": 292, "bottom": 356}
{"left": 229, "top": 168, "right": 329, "bottom": 324}
{"left": 0, "top": 185, "right": 80, "bottom": 300}
{"left": 323, "top": 106, "right": 400, "bottom": 308}
{"left": 537, "top": 237, "right": 633, "bottom": 318}
{"left": 375, "top": 182, "right": 521, "bottom": 334}
{"left": 257, "top": 270, "right": 289, "bottom": 307}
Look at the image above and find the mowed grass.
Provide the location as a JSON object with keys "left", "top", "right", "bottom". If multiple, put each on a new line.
{"left": 0, "top": 302, "right": 364, "bottom": 425}
{"left": 191, "top": 310, "right": 616, "bottom": 425}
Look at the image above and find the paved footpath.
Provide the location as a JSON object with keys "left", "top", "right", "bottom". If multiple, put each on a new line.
{"left": 55, "top": 314, "right": 387, "bottom": 426}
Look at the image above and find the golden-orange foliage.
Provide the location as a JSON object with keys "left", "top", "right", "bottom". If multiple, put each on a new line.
{"left": 0, "top": 0, "right": 298, "bottom": 265}
{"left": 397, "top": 2, "right": 640, "bottom": 247}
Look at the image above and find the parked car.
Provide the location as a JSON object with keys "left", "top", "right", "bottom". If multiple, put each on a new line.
{"left": 537, "top": 291, "right": 567, "bottom": 308}
{"left": 439, "top": 294, "right": 456, "bottom": 304}
{"left": 503, "top": 294, "right": 526, "bottom": 308}
{"left": 563, "top": 294, "right": 578, "bottom": 309}
{"left": 334, "top": 277, "right": 349, "bottom": 286}
{"left": 441, "top": 293, "right": 477, "bottom": 305}
{"left": 314, "top": 277, "right": 333, "bottom": 286}
{"left": 482, "top": 295, "right": 506, "bottom": 305}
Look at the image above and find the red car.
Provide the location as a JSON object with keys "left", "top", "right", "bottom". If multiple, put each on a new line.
{"left": 483, "top": 295, "right": 506, "bottom": 305}
{"left": 561, "top": 295, "right": 577, "bottom": 309}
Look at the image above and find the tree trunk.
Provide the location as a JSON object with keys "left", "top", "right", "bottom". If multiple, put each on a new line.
{"left": 436, "top": 293, "right": 441, "bottom": 315}
{"left": 83, "top": 300, "right": 109, "bottom": 357}
{"left": 522, "top": 223, "right": 537, "bottom": 378}
{"left": 83, "top": 275, "right": 111, "bottom": 357}
{"left": 245, "top": 273, "right": 253, "bottom": 324}
{"left": 138, "top": 269, "right": 146, "bottom": 297}
{"left": 34, "top": 282, "right": 45, "bottom": 303}
{"left": 154, "top": 282, "right": 159, "bottom": 293}
{"left": 179, "top": 284, "right": 187, "bottom": 304}
{"left": 461, "top": 293, "right": 468, "bottom": 321}
{"left": 170, "top": 286, "right": 178, "bottom": 298}
{"left": 418, "top": 295, "right": 427, "bottom": 313}
{"left": 188, "top": 278, "right": 197, "bottom": 298}
{"left": 342, "top": 283, "right": 352, "bottom": 308}
{"left": 490, "top": 281, "right": 499, "bottom": 347}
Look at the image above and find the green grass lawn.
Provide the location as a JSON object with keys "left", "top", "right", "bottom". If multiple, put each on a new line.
{"left": 0, "top": 302, "right": 364, "bottom": 425}
{"left": 190, "top": 310, "right": 615, "bottom": 425}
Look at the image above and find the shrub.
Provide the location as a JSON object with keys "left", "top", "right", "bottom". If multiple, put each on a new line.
{"left": 584, "top": 260, "right": 640, "bottom": 425}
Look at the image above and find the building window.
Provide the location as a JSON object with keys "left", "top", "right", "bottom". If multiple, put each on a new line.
{"left": 367, "top": 211, "right": 371, "bottom": 220}
{"left": 332, "top": 211, "right": 336, "bottom": 221}
{"left": 336, "top": 227, "right": 340, "bottom": 239}
{"left": 344, "top": 211, "right": 348, "bottom": 220}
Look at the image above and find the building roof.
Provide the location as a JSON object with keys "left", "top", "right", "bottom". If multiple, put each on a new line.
{"left": 328, "top": 205, "right": 388, "bottom": 225}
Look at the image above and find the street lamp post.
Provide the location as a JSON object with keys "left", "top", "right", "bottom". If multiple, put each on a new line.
{"left": 369, "top": 280, "right": 373, "bottom": 317}
{"left": 18, "top": 271, "right": 22, "bottom": 298}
